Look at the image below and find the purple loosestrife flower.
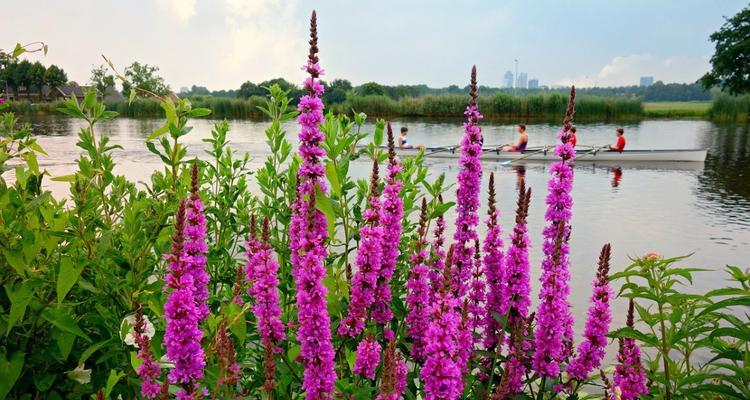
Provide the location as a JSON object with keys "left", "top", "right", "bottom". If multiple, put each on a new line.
{"left": 533, "top": 87, "right": 577, "bottom": 377}
{"left": 452, "top": 66, "right": 483, "bottom": 298}
{"left": 406, "top": 199, "right": 432, "bottom": 361}
{"left": 467, "top": 240, "right": 486, "bottom": 347}
{"left": 429, "top": 196, "right": 447, "bottom": 294}
{"left": 354, "top": 336, "right": 382, "bottom": 380}
{"left": 377, "top": 339, "right": 408, "bottom": 400}
{"left": 501, "top": 180, "right": 532, "bottom": 326}
{"left": 567, "top": 244, "right": 613, "bottom": 380}
{"left": 133, "top": 303, "right": 161, "bottom": 399}
{"left": 250, "top": 218, "right": 286, "bottom": 346}
{"left": 612, "top": 300, "right": 647, "bottom": 400}
{"left": 421, "top": 247, "right": 463, "bottom": 400}
{"left": 483, "top": 173, "right": 506, "bottom": 350}
{"left": 373, "top": 124, "right": 404, "bottom": 324}
{"left": 339, "top": 160, "right": 384, "bottom": 337}
{"left": 184, "top": 163, "right": 210, "bottom": 321}
{"left": 164, "top": 201, "right": 205, "bottom": 398}
{"left": 289, "top": 11, "right": 336, "bottom": 399}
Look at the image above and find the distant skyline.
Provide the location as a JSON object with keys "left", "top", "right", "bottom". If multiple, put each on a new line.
{"left": 2, "top": 1, "right": 746, "bottom": 91}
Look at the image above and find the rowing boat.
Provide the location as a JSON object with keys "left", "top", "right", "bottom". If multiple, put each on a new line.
{"left": 379, "top": 146, "right": 708, "bottom": 162}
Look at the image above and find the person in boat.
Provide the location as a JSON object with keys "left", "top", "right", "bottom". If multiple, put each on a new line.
{"left": 608, "top": 127, "right": 626, "bottom": 152}
{"left": 569, "top": 126, "right": 578, "bottom": 147}
{"left": 399, "top": 127, "right": 425, "bottom": 150}
{"left": 502, "top": 124, "right": 528, "bottom": 152}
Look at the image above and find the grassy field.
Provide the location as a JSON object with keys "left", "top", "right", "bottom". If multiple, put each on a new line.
{"left": 643, "top": 101, "right": 712, "bottom": 118}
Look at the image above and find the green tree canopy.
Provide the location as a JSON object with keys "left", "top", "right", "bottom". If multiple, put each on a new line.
{"left": 44, "top": 64, "right": 68, "bottom": 89}
{"left": 701, "top": 5, "right": 750, "bottom": 94}
{"left": 90, "top": 64, "right": 115, "bottom": 98}
{"left": 121, "top": 61, "right": 170, "bottom": 97}
{"left": 359, "top": 81, "right": 385, "bottom": 96}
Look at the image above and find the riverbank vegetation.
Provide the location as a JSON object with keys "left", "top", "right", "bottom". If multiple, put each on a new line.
{"left": 2, "top": 17, "right": 750, "bottom": 400}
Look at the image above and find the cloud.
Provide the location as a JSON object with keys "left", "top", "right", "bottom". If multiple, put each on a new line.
{"left": 215, "top": 0, "right": 306, "bottom": 87}
{"left": 158, "top": 0, "right": 197, "bottom": 25}
{"left": 556, "top": 54, "right": 710, "bottom": 87}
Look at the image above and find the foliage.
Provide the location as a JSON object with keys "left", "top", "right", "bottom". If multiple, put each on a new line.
{"left": 612, "top": 255, "right": 750, "bottom": 399}
{"left": 89, "top": 65, "right": 115, "bottom": 99}
{"left": 121, "top": 61, "right": 170, "bottom": 98}
{"left": 701, "top": 4, "right": 750, "bottom": 95}
{"left": 0, "top": 57, "right": 67, "bottom": 98}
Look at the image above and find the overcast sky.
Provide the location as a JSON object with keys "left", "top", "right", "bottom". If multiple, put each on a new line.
{"left": 2, "top": 0, "right": 746, "bottom": 90}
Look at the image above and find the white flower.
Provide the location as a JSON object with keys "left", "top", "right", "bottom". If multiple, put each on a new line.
{"left": 66, "top": 364, "right": 91, "bottom": 384}
{"left": 121, "top": 314, "right": 155, "bottom": 348}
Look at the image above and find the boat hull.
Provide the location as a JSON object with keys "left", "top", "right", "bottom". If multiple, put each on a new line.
{"left": 389, "top": 147, "right": 708, "bottom": 163}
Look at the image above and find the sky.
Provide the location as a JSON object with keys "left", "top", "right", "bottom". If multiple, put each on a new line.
{"left": 2, "top": 0, "right": 747, "bottom": 90}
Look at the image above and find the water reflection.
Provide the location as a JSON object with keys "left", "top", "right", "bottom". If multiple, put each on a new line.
{"left": 610, "top": 167, "right": 623, "bottom": 188}
{"left": 697, "top": 123, "right": 750, "bottom": 226}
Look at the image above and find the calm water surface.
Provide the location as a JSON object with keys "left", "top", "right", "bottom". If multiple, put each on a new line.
{"left": 14, "top": 116, "right": 750, "bottom": 331}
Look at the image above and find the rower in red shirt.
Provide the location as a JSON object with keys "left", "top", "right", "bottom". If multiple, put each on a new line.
{"left": 609, "top": 128, "right": 626, "bottom": 152}
{"left": 569, "top": 126, "right": 578, "bottom": 147}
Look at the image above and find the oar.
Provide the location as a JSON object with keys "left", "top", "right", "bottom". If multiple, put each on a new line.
{"left": 482, "top": 144, "right": 510, "bottom": 153}
{"left": 500, "top": 146, "right": 550, "bottom": 165}
{"left": 424, "top": 145, "right": 458, "bottom": 157}
{"left": 574, "top": 145, "right": 608, "bottom": 160}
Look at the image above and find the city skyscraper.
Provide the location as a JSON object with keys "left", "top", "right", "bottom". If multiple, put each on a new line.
{"left": 503, "top": 70, "right": 514, "bottom": 88}
{"left": 528, "top": 78, "right": 539, "bottom": 89}
{"left": 516, "top": 72, "right": 528, "bottom": 89}
{"left": 640, "top": 76, "right": 654, "bottom": 87}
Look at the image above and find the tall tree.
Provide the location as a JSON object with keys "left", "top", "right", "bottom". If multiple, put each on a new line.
{"left": 121, "top": 61, "right": 170, "bottom": 97}
{"left": 700, "top": 5, "right": 750, "bottom": 94}
{"left": 28, "top": 61, "right": 47, "bottom": 97}
{"left": 44, "top": 65, "right": 67, "bottom": 99}
{"left": 90, "top": 64, "right": 115, "bottom": 99}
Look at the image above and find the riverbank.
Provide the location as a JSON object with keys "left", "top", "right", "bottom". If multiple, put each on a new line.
{"left": 6, "top": 93, "right": 749, "bottom": 121}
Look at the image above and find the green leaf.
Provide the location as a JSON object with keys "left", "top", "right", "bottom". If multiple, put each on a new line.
{"left": 57, "top": 258, "right": 83, "bottom": 303}
{"left": 325, "top": 161, "right": 341, "bottom": 196}
{"left": 41, "top": 307, "right": 90, "bottom": 341}
{"left": 50, "top": 174, "right": 77, "bottom": 182}
{"left": 315, "top": 185, "right": 336, "bottom": 238}
{"left": 105, "top": 370, "right": 124, "bottom": 398}
{"left": 4, "top": 282, "right": 33, "bottom": 336}
{"left": 188, "top": 108, "right": 212, "bottom": 117}
{"left": 0, "top": 351, "right": 24, "bottom": 400}
{"left": 11, "top": 43, "right": 26, "bottom": 58}
{"left": 3, "top": 250, "right": 26, "bottom": 277}
{"left": 148, "top": 123, "right": 170, "bottom": 141}
{"left": 28, "top": 141, "right": 48, "bottom": 155}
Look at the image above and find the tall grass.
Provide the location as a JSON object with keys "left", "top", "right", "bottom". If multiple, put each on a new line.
{"left": 709, "top": 93, "right": 750, "bottom": 120}
{"left": 331, "top": 93, "right": 643, "bottom": 120}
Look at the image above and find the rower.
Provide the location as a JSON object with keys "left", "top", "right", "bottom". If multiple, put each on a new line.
{"left": 399, "top": 127, "right": 425, "bottom": 150}
{"left": 502, "top": 124, "right": 529, "bottom": 152}
{"left": 569, "top": 126, "right": 578, "bottom": 147}
{"left": 608, "top": 128, "right": 626, "bottom": 152}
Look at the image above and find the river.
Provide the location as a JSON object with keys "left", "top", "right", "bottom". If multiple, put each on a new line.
{"left": 12, "top": 115, "right": 750, "bottom": 333}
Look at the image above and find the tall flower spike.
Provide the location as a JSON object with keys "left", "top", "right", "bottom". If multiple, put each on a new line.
{"left": 452, "top": 65, "right": 484, "bottom": 298}
{"left": 184, "top": 162, "right": 210, "bottom": 321}
{"left": 567, "top": 243, "right": 613, "bottom": 380}
{"left": 483, "top": 172, "right": 506, "bottom": 350}
{"left": 406, "top": 198, "right": 432, "bottom": 360}
{"left": 290, "top": 11, "right": 336, "bottom": 399}
{"left": 353, "top": 336, "right": 382, "bottom": 380}
{"left": 164, "top": 201, "right": 205, "bottom": 398}
{"left": 467, "top": 239, "right": 486, "bottom": 347}
{"left": 533, "top": 86, "right": 577, "bottom": 377}
{"left": 339, "top": 160, "right": 384, "bottom": 336}
{"left": 250, "top": 218, "right": 286, "bottom": 345}
{"left": 134, "top": 302, "right": 161, "bottom": 399}
{"left": 421, "top": 251, "right": 463, "bottom": 400}
{"left": 373, "top": 122, "right": 404, "bottom": 324}
{"left": 429, "top": 195, "right": 447, "bottom": 294}
{"left": 376, "top": 339, "right": 407, "bottom": 400}
{"left": 501, "top": 179, "right": 532, "bottom": 325}
{"left": 612, "top": 300, "right": 647, "bottom": 400}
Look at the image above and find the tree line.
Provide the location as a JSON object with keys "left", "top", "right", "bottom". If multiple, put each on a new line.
{"left": 0, "top": 56, "right": 68, "bottom": 99}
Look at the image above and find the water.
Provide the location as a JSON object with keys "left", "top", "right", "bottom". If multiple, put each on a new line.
{"left": 10, "top": 116, "right": 750, "bottom": 332}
